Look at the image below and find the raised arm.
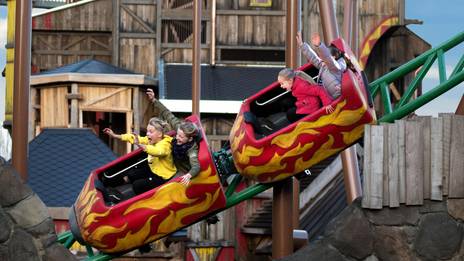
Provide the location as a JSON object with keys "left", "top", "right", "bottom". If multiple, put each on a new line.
{"left": 297, "top": 31, "right": 323, "bottom": 69}
{"left": 147, "top": 88, "right": 183, "bottom": 130}
{"left": 314, "top": 42, "right": 346, "bottom": 74}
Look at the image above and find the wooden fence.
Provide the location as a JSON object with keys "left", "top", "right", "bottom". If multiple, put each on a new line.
{"left": 362, "top": 114, "right": 464, "bottom": 209}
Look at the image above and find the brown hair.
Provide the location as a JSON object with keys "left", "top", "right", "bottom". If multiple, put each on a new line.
{"left": 179, "top": 121, "right": 198, "bottom": 139}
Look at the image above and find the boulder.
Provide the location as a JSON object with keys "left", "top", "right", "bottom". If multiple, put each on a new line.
{"left": 414, "top": 212, "right": 463, "bottom": 260}
{"left": 325, "top": 201, "right": 374, "bottom": 259}
{"left": 0, "top": 164, "right": 33, "bottom": 207}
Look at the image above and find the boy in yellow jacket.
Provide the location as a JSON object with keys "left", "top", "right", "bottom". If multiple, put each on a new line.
{"left": 104, "top": 117, "right": 176, "bottom": 194}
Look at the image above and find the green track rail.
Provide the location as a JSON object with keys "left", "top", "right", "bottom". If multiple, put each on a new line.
{"left": 59, "top": 31, "right": 464, "bottom": 261}
{"left": 371, "top": 30, "right": 464, "bottom": 123}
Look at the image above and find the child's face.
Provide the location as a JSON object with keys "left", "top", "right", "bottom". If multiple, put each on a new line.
{"left": 146, "top": 124, "right": 163, "bottom": 143}
{"left": 278, "top": 76, "right": 293, "bottom": 91}
{"left": 176, "top": 129, "right": 192, "bottom": 145}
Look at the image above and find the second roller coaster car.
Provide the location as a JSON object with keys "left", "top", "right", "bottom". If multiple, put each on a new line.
{"left": 229, "top": 38, "right": 376, "bottom": 183}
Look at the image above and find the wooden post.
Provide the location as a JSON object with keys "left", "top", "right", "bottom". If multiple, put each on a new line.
{"left": 112, "top": 0, "right": 120, "bottom": 66}
{"left": 449, "top": 115, "right": 464, "bottom": 198}
{"left": 70, "top": 83, "right": 79, "bottom": 128}
{"left": 132, "top": 87, "right": 140, "bottom": 135}
{"left": 405, "top": 120, "right": 424, "bottom": 205}
{"left": 430, "top": 117, "right": 443, "bottom": 200}
{"left": 387, "top": 122, "right": 400, "bottom": 207}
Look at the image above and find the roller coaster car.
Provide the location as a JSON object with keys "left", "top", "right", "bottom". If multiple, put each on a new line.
{"left": 68, "top": 115, "right": 226, "bottom": 254}
{"left": 229, "top": 38, "right": 376, "bottom": 183}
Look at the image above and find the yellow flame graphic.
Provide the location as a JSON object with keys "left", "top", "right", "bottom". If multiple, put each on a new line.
{"left": 190, "top": 166, "right": 218, "bottom": 185}
{"left": 88, "top": 223, "right": 128, "bottom": 249}
{"left": 332, "top": 105, "right": 366, "bottom": 126}
{"left": 124, "top": 183, "right": 198, "bottom": 215}
{"left": 271, "top": 127, "right": 319, "bottom": 149}
{"left": 229, "top": 115, "right": 243, "bottom": 140}
{"left": 82, "top": 210, "right": 111, "bottom": 228}
{"left": 154, "top": 189, "right": 221, "bottom": 239}
{"left": 342, "top": 124, "right": 366, "bottom": 145}
{"left": 294, "top": 135, "right": 340, "bottom": 170}
{"left": 242, "top": 153, "right": 287, "bottom": 175}
{"left": 231, "top": 130, "right": 245, "bottom": 152}
{"left": 106, "top": 217, "right": 155, "bottom": 253}
{"left": 235, "top": 144, "right": 264, "bottom": 165}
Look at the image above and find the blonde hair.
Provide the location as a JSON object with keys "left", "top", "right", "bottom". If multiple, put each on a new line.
{"left": 278, "top": 68, "right": 296, "bottom": 80}
{"left": 148, "top": 117, "right": 168, "bottom": 135}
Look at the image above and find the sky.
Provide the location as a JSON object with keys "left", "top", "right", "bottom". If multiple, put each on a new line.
{"left": 0, "top": 0, "right": 463, "bottom": 122}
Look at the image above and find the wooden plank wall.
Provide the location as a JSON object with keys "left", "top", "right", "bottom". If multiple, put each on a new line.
{"left": 362, "top": 115, "right": 464, "bottom": 209}
{"left": 40, "top": 86, "right": 69, "bottom": 128}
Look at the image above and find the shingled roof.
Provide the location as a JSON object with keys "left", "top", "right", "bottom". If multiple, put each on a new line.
{"left": 27, "top": 128, "right": 116, "bottom": 207}
{"left": 39, "top": 59, "right": 136, "bottom": 75}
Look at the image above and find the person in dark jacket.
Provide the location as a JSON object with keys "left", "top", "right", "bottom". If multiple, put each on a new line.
{"left": 278, "top": 68, "right": 334, "bottom": 122}
{"left": 146, "top": 88, "right": 200, "bottom": 186}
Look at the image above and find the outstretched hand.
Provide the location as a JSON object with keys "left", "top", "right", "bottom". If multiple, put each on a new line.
{"left": 311, "top": 33, "right": 321, "bottom": 47}
{"left": 296, "top": 31, "right": 303, "bottom": 48}
{"left": 146, "top": 88, "right": 156, "bottom": 103}
{"left": 103, "top": 128, "right": 115, "bottom": 137}
{"left": 325, "top": 105, "right": 335, "bottom": 114}
{"left": 180, "top": 173, "right": 192, "bottom": 186}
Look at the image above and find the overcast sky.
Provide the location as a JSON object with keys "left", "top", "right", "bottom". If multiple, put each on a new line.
{"left": 0, "top": 1, "right": 463, "bottom": 122}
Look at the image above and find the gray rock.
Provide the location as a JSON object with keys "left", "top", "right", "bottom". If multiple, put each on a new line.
{"left": 0, "top": 207, "right": 13, "bottom": 243}
{"left": 25, "top": 217, "right": 55, "bottom": 237}
{"left": 366, "top": 205, "right": 420, "bottom": 226}
{"left": 448, "top": 199, "right": 464, "bottom": 222}
{"left": 325, "top": 202, "right": 374, "bottom": 259}
{"left": 419, "top": 200, "right": 447, "bottom": 214}
{"left": 5, "top": 193, "right": 50, "bottom": 229}
{"left": 43, "top": 243, "right": 78, "bottom": 261}
{"left": 0, "top": 164, "right": 33, "bottom": 207}
{"left": 279, "top": 239, "right": 348, "bottom": 261}
{"left": 0, "top": 245, "right": 9, "bottom": 261}
{"left": 8, "top": 228, "right": 40, "bottom": 261}
{"left": 414, "top": 212, "right": 463, "bottom": 260}
{"left": 363, "top": 255, "right": 379, "bottom": 261}
{"left": 374, "top": 226, "right": 418, "bottom": 261}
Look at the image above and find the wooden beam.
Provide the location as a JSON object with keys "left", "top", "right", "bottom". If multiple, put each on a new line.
{"left": 113, "top": 0, "right": 120, "bottom": 66}
{"left": 120, "top": 32, "right": 157, "bottom": 39}
{"left": 162, "top": 9, "right": 211, "bottom": 20}
{"left": 34, "top": 50, "right": 112, "bottom": 56}
{"left": 121, "top": 0, "right": 155, "bottom": 4}
{"left": 216, "top": 9, "right": 285, "bottom": 16}
{"left": 121, "top": 4, "right": 155, "bottom": 33}
{"left": 83, "top": 87, "right": 130, "bottom": 107}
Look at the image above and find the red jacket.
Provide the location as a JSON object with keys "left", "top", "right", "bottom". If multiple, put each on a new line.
{"left": 291, "top": 76, "right": 333, "bottom": 114}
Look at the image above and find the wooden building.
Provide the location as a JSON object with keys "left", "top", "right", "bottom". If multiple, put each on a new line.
{"left": 30, "top": 59, "right": 156, "bottom": 155}
{"left": 29, "top": 0, "right": 433, "bottom": 259}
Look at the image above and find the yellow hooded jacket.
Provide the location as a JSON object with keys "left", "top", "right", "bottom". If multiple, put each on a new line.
{"left": 121, "top": 134, "right": 176, "bottom": 179}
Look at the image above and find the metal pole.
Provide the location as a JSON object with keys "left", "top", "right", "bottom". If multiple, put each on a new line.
{"left": 12, "top": 0, "right": 31, "bottom": 182}
{"left": 320, "top": 0, "right": 362, "bottom": 203}
{"left": 192, "top": 0, "right": 201, "bottom": 116}
{"left": 272, "top": 0, "right": 299, "bottom": 259}
{"left": 210, "top": 0, "right": 216, "bottom": 66}
{"left": 342, "top": 0, "right": 353, "bottom": 45}
{"left": 318, "top": 0, "right": 339, "bottom": 42}
{"left": 351, "top": 0, "right": 359, "bottom": 55}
